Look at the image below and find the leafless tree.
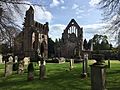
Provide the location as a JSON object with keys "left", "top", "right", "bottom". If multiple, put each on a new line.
{"left": 99, "top": 0, "right": 120, "bottom": 46}
{"left": 0, "top": 0, "right": 43, "bottom": 45}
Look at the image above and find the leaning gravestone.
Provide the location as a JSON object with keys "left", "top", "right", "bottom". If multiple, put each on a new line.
{"left": 5, "top": 56, "right": 13, "bottom": 77}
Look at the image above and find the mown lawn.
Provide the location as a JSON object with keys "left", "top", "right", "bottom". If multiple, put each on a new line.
{"left": 0, "top": 60, "right": 120, "bottom": 90}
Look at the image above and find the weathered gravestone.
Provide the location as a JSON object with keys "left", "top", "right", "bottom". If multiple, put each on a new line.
{"left": 27, "top": 62, "right": 34, "bottom": 81}
{"left": 15, "top": 56, "right": 18, "bottom": 63}
{"left": 5, "top": 56, "right": 13, "bottom": 77}
{"left": 90, "top": 54, "right": 107, "bottom": 90}
{"left": 0, "top": 54, "right": 2, "bottom": 64}
{"left": 23, "top": 57, "right": 30, "bottom": 65}
{"left": 59, "top": 57, "right": 65, "bottom": 64}
{"left": 18, "top": 60, "right": 24, "bottom": 74}
{"left": 40, "top": 58, "right": 46, "bottom": 80}
{"left": 23, "top": 57, "right": 30, "bottom": 70}
{"left": 69, "top": 59, "right": 74, "bottom": 70}
{"left": 81, "top": 53, "right": 88, "bottom": 78}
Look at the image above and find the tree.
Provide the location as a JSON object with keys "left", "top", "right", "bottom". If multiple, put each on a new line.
{"left": 99, "top": 0, "right": 120, "bottom": 46}
{"left": 48, "top": 38, "right": 55, "bottom": 58}
{"left": 0, "top": 0, "right": 43, "bottom": 43}
{"left": 91, "top": 34, "right": 112, "bottom": 50}
{"left": 83, "top": 39, "right": 88, "bottom": 50}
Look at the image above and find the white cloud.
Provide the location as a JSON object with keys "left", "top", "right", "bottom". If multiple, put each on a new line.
{"left": 34, "top": 6, "right": 53, "bottom": 23}
{"left": 49, "top": 24, "right": 66, "bottom": 41}
{"left": 72, "top": 4, "right": 85, "bottom": 18}
{"left": 60, "top": 0, "right": 64, "bottom": 4}
{"left": 77, "top": 16, "right": 82, "bottom": 19}
{"left": 81, "top": 23, "right": 106, "bottom": 40}
{"left": 72, "top": 4, "right": 79, "bottom": 10}
{"left": 2, "top": 1, "right": 53, "bottom": 28}
{"left": 89, "top": 0, "right": 101, "bottom": 7}
{"left": 61, "top": 6, "right": 66, "bottom": 9}
{"left": 50, "top": 0, "right": 64, "bottom": 8}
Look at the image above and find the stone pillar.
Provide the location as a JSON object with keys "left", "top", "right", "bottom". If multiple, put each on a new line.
{"left": 90, "top": 54, "right": 107, "bottom": 90}
{"left": 40, "top": 58, "right": 46, "bottom": 80}
{"left": 81, "top": 54, "right": 88, "bottom": 78}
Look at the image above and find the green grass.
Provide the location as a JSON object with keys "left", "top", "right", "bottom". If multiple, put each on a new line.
{"left": 0, "top": 60, "right": 120, "bottom": 90}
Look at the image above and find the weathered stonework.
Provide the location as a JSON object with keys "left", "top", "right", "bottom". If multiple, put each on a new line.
{"left": 14, "top": 6, "right": 49, "bottom": 60}
{"left": 55, "top": 19, "right": 83, "bottom": 58}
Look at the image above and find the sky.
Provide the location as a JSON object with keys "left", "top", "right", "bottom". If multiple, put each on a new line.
{"left": 6, "top": 0, "right": 116, "bottom": 45}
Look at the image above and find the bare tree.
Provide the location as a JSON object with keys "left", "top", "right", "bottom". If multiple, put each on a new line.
{"left": 0, "top": 0, "right": 43, "bottom": 44}
{"left": 99, "top": 0, "right": 120, "bottom": 46}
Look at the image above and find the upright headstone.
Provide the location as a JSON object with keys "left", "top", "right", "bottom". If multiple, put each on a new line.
{"left": 15, "top": 56, "right": 18, "bottom": 63}
{"left": 27, "top": 62, "right": 34, "bottom": 81}
{"left": 40, "top": 58, "right": 46, "bottom": 80}
{"left": 0, "top": 54, "right": 2, "bottom": 64}
{"left": 23, "top": 57, "right": 30, "bottom": 65}
{"left": 5, "top": 56, "right": 13, "bottom": 77}
{"left": 69, "top": 59, "right": 74, "bottom": 70}
{"left": 90, "top": 54, "right": 107, "bottom": 90}
{"left": 18, "top": 60, "right": 24, "bottom": 74}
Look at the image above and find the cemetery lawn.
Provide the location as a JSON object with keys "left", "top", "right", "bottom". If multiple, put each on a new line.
{"left": 0, "top": 60, "right": 120, "bottom": 90}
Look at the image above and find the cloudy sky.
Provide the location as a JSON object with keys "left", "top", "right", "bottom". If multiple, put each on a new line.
{"left": 8, "top": 0, "right": 115, "bottom": 45}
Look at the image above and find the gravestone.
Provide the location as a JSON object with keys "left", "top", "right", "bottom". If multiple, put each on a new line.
{"left": 69, "top": 59, "right": 74, "bottom": 70}
{"left": 18, "top": 60, "right": 24, "bottom": 74}
{"left": 90, "top": 54, "right": 107, "bottom": 90}
{"left": 23, "top": 57, "right": 30, "bottom": 65}
{"left": 0, "top": 54, "right": 2, "bottom": 63}
{"left": 59, "top": 57, "right": 65, "bottom": 64}
{"left": 5, "top": 56, "right": 13, "bottom": 77}
{"left": 15, "top": 56, "right": 18, "bottom": 63}
{"left": 40, "top": 59, "right": 46, "bottom": 80}
{"left": 27, "top": 62, "right": 34, "bottom": 81}
{"left": 81, "top": 53, "right": 88, "bottom": 78}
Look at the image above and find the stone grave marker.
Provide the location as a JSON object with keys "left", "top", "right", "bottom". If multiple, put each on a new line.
{"left": 0, "top": 54, "right": 2, "bottom": 63}
{"left": 40, "top": 59, "right": 46, "bottom": 80}
{"left": 59, "top": 57, "right": 65, "bottom": 64}
{"left": 15, "top": 56, "right": 18, "bottom": 63}
{"left": 23, "top": 57, "right": 30, "bottom": 65}
{"left": 18, "top": 60, "right": 24, "bottom": 74}
{"left": 5, "top": 56, "right": 13, "bottom": 77}
{"left": 69, "top": 59, "right": 74, "bottom": 70}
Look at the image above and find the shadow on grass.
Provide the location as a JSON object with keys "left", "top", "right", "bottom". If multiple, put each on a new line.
{"left": 0, "top": 65, "right": 91, "bottom": 90}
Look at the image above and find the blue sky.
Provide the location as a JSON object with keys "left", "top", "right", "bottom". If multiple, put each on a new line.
{"left": 8, "top": 0, "right": 115, "bottom": 45}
